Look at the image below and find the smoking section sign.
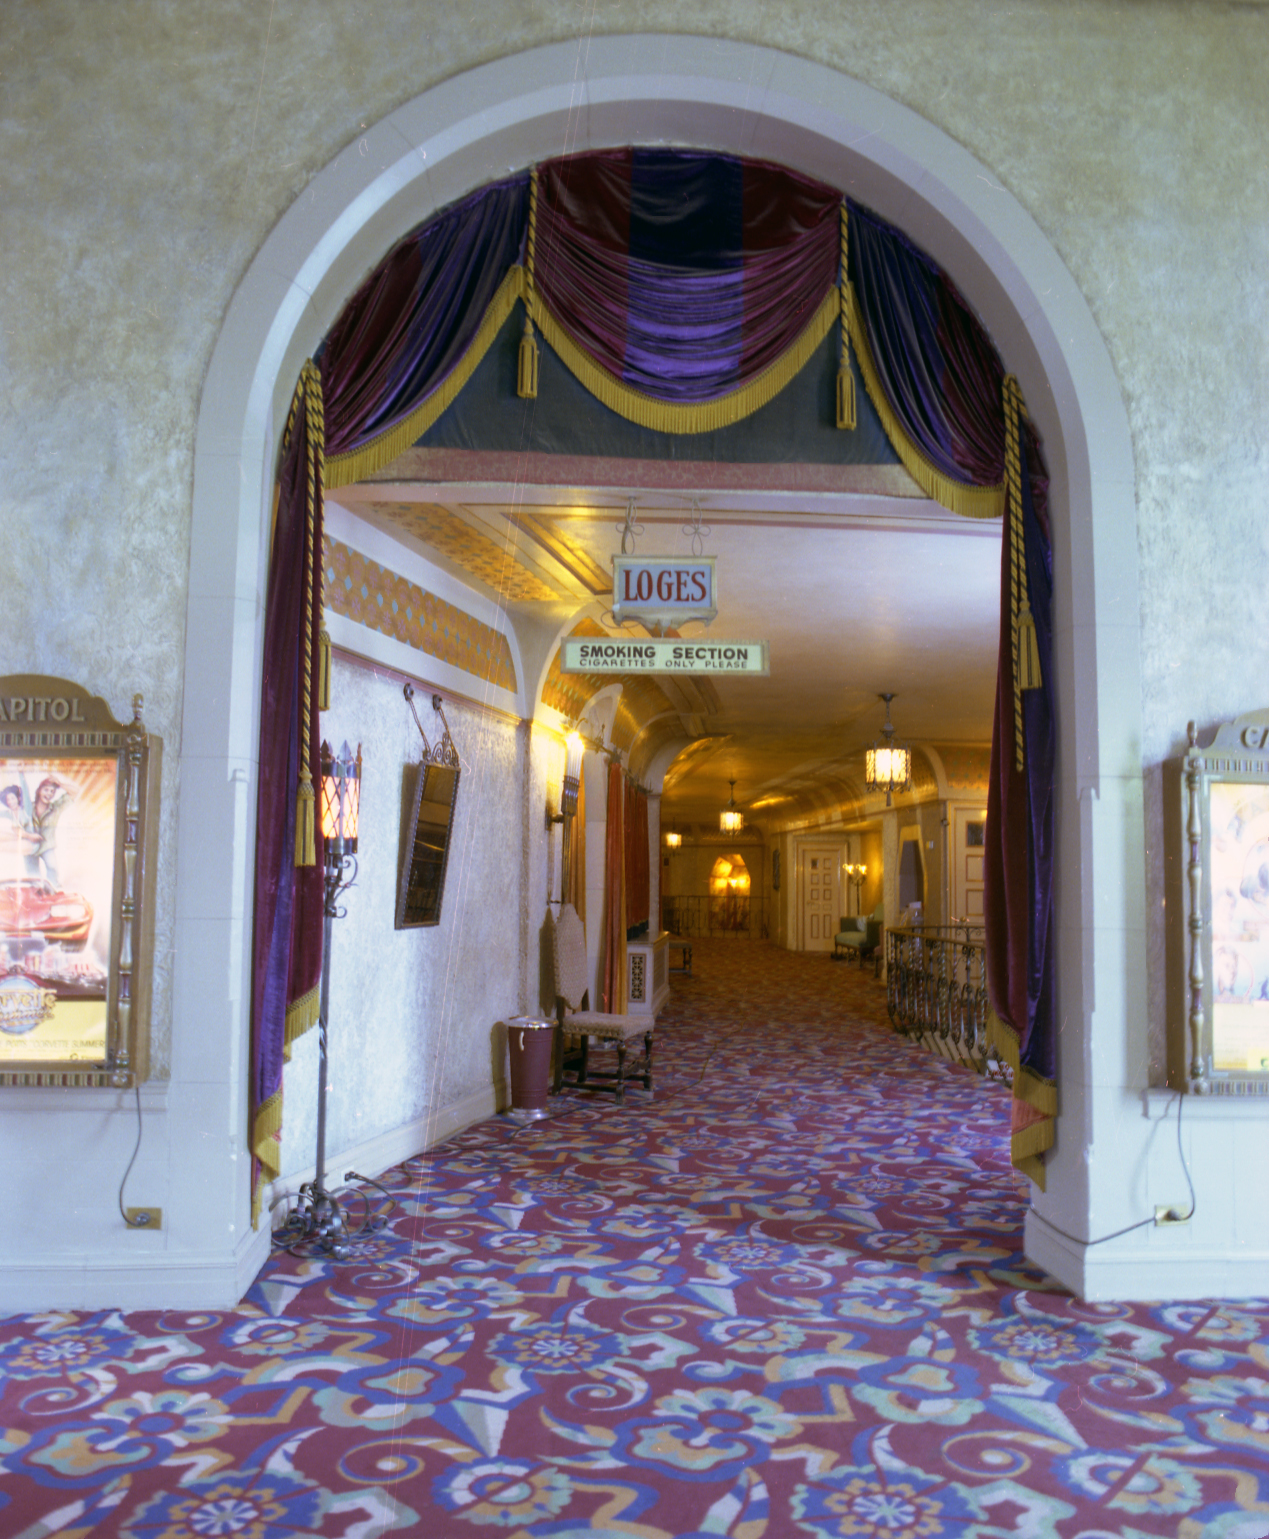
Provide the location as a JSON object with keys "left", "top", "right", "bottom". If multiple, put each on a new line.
{"left": 560, "top": 639, "right": 769, "bottom": 675}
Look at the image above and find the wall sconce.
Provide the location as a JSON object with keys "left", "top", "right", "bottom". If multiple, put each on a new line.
{"left": 845, "top": 861, "right": 867, "bottom": 889}
{"left": 719, "top": 779, "right": 744, "bottom": 834}
{"left": 548, "top": 729, "right": 585, "bottom": 827}
{"left": 865, "top": 693, "right": 912, "bottom": 807}
{"left": 664, "top": 825, "right": 682, "bottom": 850}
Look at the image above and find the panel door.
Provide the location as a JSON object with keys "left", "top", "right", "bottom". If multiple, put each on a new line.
{"left": 802, "top": 846, "right": 841, "bottom": 950}
{"left": 951, "top": 806, "right": 988, "bottom": 922}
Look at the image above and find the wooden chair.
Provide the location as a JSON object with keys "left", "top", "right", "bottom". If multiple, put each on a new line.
{"left": 549, "top": 903, "right": 654, "bottom": 1102}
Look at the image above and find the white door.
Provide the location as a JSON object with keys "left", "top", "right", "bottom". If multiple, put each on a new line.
{"left": 802, "top": 846, "right": 841, "bottom": 950}
{"left": 951, "top": 806, "right": 987, "bottom": 922}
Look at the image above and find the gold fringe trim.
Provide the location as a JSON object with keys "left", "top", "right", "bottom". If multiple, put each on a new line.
{"left": 986, "top": 1005, "right": 1057, "bottom": 1109}
{"left": 284, "top": 983, "right": 321, "bottom": 1055}
{"left": 529, "top": 282, "right": 839, "bottom": 436}
{"left": 846, "top": 283, "right": 1005, "bottom": 521}
{"left": 324, "top": 268, "right": 527, "bottom": 488}
{"left": 1016, "top": 1151, "right": 1047, "bottom": 1191}
{"left": 1012, "top": 1116, "right": 1055, "bottom": 1162}
{"left": 250, "top": 1092, "right": 283, "bottom": 1228}
{"left": 837, "top": 204, "right": 857, "bottom": 430}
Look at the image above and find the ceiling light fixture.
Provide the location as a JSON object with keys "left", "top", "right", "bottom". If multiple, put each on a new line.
{"left": 719, "top": 779, "right": 744, "bottom": 834}
{"left": 865, "top": 693, "right": 912, "bottom": 807}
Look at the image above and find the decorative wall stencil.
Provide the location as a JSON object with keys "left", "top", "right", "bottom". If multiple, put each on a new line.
{"left": 911, "top": 747, "right": 939, "bottom": 799}
{"left": 324, "top": 539, "right": 517, "bottom": 691}
{"left": 938, "top": 745, "right": 992, "bottom": 792}
{"left": 363, "top": 502, "right": 558, "bottom": 602}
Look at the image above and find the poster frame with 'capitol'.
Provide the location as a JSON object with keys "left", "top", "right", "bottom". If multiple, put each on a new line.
{"left": 0, "top": 678, "right": 159, "bottom": 1088}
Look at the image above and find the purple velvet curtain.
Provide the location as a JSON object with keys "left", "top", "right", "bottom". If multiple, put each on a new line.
{"left": 536, "top": 150, "right": 840, "bottom": 401}
{"left": 252, "top": 151, "right": 1056, "bottom": 1199}
{"left": 250, "top": 177, "right": 528, "bottom": 1214}
{"left": 848, "top": 200, "right": 1055, "bottom": 1171}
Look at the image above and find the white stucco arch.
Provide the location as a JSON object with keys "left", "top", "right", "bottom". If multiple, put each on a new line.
{"left": 185, "top": 36, "right": 1146, "bottom": 1297}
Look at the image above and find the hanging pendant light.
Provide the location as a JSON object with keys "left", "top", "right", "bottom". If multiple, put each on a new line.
{"left": 663, "top": 820, "right": 682, "bottom": 850}
{"left": 719, "top": 779, "right": 744, "bottom": 833}
{"left": 865, "top": 694, "right": 912, "bottom": 807}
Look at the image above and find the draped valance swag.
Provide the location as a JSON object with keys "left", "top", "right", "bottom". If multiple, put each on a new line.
{"left": 251, "top": 148, "right": 1055, "bottom": 1215}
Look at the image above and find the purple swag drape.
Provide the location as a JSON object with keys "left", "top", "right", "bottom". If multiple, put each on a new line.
{"left": 252, "top": 149, "right": 1056, "bottom": 1210}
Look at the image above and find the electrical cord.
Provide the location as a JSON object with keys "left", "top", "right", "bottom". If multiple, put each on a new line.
{"left": 117, "top": 1083, "right": 152, "bottom": 1228}
{"left": 1035, "top": 1092, "right": 1196, "bottom": 1249}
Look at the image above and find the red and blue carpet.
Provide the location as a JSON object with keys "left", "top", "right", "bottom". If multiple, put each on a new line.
{"left": 2, "top": 939, "right": 1267, "bottom": 1537}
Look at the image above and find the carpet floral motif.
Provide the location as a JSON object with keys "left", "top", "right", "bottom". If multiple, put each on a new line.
{"left": 2, "top": 939, "right": 1268, "bottom": 1537}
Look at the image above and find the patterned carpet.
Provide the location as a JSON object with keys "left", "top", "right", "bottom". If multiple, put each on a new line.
{"left": 3, "top": 938, "right": 1269, "bottom": 1539}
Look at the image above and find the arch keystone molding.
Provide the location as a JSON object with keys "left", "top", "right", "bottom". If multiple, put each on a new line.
{"left": 43, "top": 34, "right": 1241, "bottom": 1313}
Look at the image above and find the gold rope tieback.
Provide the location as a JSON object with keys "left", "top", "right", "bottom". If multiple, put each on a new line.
{"left": 518, "top": 167, "right": 540, "bottom": 399}
{"left": 836, "top": 203, "right": 857, "bottom": 430}
{"left": 295, "top": 360, "right": 324, "bottom": 867}
{"left": 1003, "top": 374, "right": 1041, "bottom": 773}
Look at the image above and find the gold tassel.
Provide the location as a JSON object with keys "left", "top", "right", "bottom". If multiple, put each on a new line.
{"left": 518, "top": 314, "right": 539, "bottom": 399}
{"left": 317, "top": 628, "right": 331, "bottom": 711}
{"left": 295, "top": 777, "right": 316, "bottom": 867}
{"left": 836, "top": 363, "right": 856, "bottom": 430}
{"left": 1017, "top": 602, "right": 1042, "bottom": 691}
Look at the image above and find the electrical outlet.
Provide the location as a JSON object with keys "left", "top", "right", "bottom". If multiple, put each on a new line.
{"left": 125, "top": 1207, "right": 163, "bottom": 1230}
{"left": 1154, "top": 1204, "right": 1191, "bottom": 1226}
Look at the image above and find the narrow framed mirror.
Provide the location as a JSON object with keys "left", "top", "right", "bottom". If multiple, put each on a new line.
{"left": 395, "top": 686, "right": 461, "bottom": 930}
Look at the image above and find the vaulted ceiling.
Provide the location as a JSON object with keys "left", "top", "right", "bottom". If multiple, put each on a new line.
{"left": 332, "top": 456, "right": 1000, "bottom": 835}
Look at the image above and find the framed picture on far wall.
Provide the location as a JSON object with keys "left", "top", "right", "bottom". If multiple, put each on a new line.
{"left": 0, "top": 677, "right": 160, "bottom": 1087}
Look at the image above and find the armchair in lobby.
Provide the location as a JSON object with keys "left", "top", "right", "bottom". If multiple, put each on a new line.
{"left": 833, "top": 902, "right": 884, "bottom": 975}
{"left": 549, "top": 903, "right": 655, "bottom": 1102}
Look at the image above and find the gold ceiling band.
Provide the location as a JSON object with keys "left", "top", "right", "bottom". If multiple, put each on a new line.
{"left": 846, "top": 286, "right": 1006, "bottom": 522}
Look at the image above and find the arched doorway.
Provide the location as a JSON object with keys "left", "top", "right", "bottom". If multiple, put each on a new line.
{"left": 187, "top": 37, "right": 1144, "bottom": 1297}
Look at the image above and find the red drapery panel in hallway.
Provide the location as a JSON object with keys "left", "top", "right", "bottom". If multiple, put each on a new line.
{"left": 602, "top": 760, "right": 627, "bottom": 1012}
{"left": 624, "top": 779, "right": 650, "bottom": 931}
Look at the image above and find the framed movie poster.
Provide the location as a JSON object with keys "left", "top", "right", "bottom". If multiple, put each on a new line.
{"left": 1175, "top": 710, "right": 1269, "bottom": 1096}
{"left": 0, "top": 677, "right": 160, "bottom": 1087}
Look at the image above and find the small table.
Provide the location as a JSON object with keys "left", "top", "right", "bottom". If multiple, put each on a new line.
{"left": 668, "top": 939, "right": 693, "bottom": 975}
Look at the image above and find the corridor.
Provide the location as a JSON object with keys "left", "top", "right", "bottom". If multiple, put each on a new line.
{"left": 2, "top": 942, "right": 1267, "bottom": 1537}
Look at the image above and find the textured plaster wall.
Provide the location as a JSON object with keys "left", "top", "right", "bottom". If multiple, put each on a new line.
{"left": 278, "top": 657, "right": 522, "bottom": 1178}
{"left": 1, "top": 2, "right": 1266, "bottom": 1074}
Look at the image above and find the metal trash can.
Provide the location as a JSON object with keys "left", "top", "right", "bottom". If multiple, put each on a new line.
{"left": 505, "top": 1016, "right": 556, "bottom": 1121}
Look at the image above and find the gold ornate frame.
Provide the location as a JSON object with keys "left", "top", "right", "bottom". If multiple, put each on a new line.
{"left": 0, "top": 676, "right": 160, "bottom": 1087}
{"left": 1177, "top": 709, "right": 1269, "bottom": 1096}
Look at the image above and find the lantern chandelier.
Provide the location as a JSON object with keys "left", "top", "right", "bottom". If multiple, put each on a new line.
{"left": 865, "top": 693, "right": 912, "bottom": 807}
{"left": 719, "top": 779, "right": 744, "bottom": 834}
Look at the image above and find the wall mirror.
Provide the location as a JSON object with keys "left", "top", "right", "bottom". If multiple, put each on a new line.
{"left": 395, "top": 686, "right": 461, "bottom": 930}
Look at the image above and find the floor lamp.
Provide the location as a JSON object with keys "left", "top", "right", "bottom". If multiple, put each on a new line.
{"left": 279, "top": 739, "right": 361, "bottom": 1259}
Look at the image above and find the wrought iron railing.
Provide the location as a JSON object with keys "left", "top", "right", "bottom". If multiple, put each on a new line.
{"left": 661, "top": 894, "right": 771, "bottom": 939}
{"left": 885, "top": 923, "right": 1008, "bottom": 1079}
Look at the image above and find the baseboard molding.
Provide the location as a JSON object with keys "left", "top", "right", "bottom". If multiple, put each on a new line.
{"left": 0, "top": 1223, "right": 271, "bottom": 1319}
{"left": 1026, "top": 1212, "right": 1269, "bottom": 1302}
{"left": 0, "top": 1086, "right": 504, "bottom": 1319}
{"left": 265, "top": 1081, "right": 506, "bottom": 1212}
